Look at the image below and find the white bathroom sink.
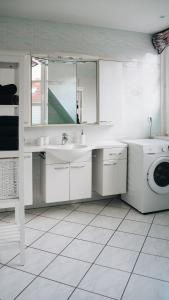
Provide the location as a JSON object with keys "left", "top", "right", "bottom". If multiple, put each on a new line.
{"left": 45, "top": 144, "right": 91, "bottom": 162}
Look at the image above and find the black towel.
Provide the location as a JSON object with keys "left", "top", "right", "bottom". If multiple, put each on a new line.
{"left": 0, "top": 84, "right": 17, "bottom": 95}
{"left": 0, "top": 94, "right": 19, "bottom": 105}
{"left": 0, "top": 116, "right": 18, "bottom": 126}
{"left": 0, "top": 137, "right": 18, "bottom": 151}
{"left": 0, "top": 126, "right": 18, "bottom": 137}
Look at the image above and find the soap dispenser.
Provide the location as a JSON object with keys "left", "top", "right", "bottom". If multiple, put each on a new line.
{"left": 80, "top": 129, "right": 86, "bottom": 145}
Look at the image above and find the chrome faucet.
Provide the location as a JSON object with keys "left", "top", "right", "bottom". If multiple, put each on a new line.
{"left": 62, "top": 133, "right": 68, "bottom": 145}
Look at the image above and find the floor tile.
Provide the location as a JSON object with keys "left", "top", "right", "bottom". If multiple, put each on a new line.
{"left": 26, "top": 207, "right": 48, "bottom": 215}
{"left": 153, "top": 212, "right": 169, "bottom": 226}
{"left": 0, "top": 246, "right": 19, "bottom": 264}
{"left": 70, "top": 289, "right": 110, "bottom": 300}
{"left": 142, "top": 237, "right": 169, "bottom": 258}
{"left": 134, "top": 253, "right": 169, "bottom": 281}
{"left": 76, "top": 203, "right": 105, "bottom": 214}
{"left": 9, "top": 247, "right": 55, "bottom": 275}
{"left": 108, "top": 198, "right": 130, "bottom": 209}
{"left": 122, "top": 274, "right": 169, "bottom": 300}
{"left": 17, "top": 277, "right": 73, "bottom": 300}
{"left": 100, "top": 206, "right": 129, "bottom": 218}
{"left": 42, "top": 255, "right": 91, "bottom": 286}
{"left": 77, "top": 226, "right": 113, "bottom": 245}
{"left": 41, "top": 207, "right": 72, "bottom": 220}
{"left": 32, "top": 232, "right": 72, "bottom": 254}
{"left": 26, "top": 216, "right": 59, "bottom": 231}
{"left": 64, "top": 211, "right": 96, "bottom": 225}
{"left": 91, "top": 199, "right": 110, "bottom": 206}
{"left": 125, "top": 209, "right": 154, "bottom": 223}
{"left": 0, "top": 266, "right": 34, "bottom": 300}
{"left": 90, "top": 215, "right": 122, "bottom": 230}
{"left": 79, "top": 264, "right": 130, "bottom": 299}
{"left": 25, "top": 227, "right": 44, "bottom": 246}
{"left": 96, "top": 246, "right": 138, "bottom": 272}
{"left": 62, "top": 239, "right": 103, "bottom": 263}
{"left": 50, "top": 221, "right": 85, "bottom": 238}
{"left": 149, "top": 224, "right": 169, "bottom": 240}
{"left": 108, "top": 231, "right": 145, "bottom": 252}
{"left": 59, "top": 203, "right": 81, "bottom": 210}
{"left": 118, "top": 219, "right": 151, "bottom": 236}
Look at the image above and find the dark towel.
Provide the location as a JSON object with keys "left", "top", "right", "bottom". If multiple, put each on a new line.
{"left": 0, "top": 116, "right": 18, "bottom": 126}
{"left": 0, "top": 84, "right": 17, "bottom": 95}
{"left": 0, "top": 137, "right": 18, "bottom": 151}
{"left": 0, "top": 126, "right": 18, "bottom": 137}
{"left": 0, "top": 94, "right": 19, "bottom": 105}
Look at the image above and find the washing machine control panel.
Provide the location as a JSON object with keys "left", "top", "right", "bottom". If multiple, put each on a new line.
{"left": 143, "top": 144, "right": 169, "bottom": 154}
{"left": 161, "top": 145, "right": 169, "bottom": 152}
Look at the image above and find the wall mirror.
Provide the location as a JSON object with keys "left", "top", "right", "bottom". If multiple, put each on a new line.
{"left": 31, "top": 57, "right": 97, "bottom": 125}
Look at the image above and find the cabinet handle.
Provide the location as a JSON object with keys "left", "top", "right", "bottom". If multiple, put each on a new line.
{"left": 24, "top": 156, "right": 31, "bottom": 159}
{"left": 118, "top": 153, "right": 122, "bottom": 155}
{"left": 54, "top": 166, "right": 69, "bottom": 170}
{"left": 104, "top": 162, "right": 117, "bottom": 166}
{"left": 71, "top": 165, "right": 85, "bottom": 168}
{"left": 100, "top": 121, "right": 113, "bottom": 123}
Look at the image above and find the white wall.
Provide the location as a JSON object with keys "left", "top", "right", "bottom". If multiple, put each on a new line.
{"left": 0, "top": 17, "right": 161, "bottom": 142}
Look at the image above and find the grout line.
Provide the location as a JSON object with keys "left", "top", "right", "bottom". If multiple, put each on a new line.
{"left": 66, "top": 205, "right": 132, "bottom": 299}
{"left": 13, "top": 206, "right": 80, "bottom": 299}
{"left": 71, "top": 287, "right": 117, "bottom": 300}
{"left": 147, "top": 234, "right": 169, "bottom": 242}
{"left": 13, "top": 199, "right": 111, "bottom": 299}
{"left": 3, "top": 201, "right": 169, "bottom": 299}
{"left": 132, "top": 272, "right": 169, "bottom": 284}
{"left": 141, "top": 251, "right": 169, "bottom": 260}
{"left": 120, "top": 214, "right": 156, "bottom": 300}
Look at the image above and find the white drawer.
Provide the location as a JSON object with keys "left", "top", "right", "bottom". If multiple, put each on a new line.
{"left": 103, "top": 147, "right": 127, "bottom": 160}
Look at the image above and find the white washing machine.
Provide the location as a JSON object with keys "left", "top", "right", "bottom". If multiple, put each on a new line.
{"left": 122, "top": 139, "right": 169, "bottom": 213}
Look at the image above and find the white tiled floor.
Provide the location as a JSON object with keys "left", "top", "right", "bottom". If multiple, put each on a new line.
{"left": 0, "top": 198, "right": 169, "bottom": 300}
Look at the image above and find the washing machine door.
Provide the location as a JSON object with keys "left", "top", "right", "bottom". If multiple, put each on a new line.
{"left": 147, "top": 157, "right": 169, "bottom": 194}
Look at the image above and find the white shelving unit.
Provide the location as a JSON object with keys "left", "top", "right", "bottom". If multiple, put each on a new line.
{"left": 0, "top": 52, "right": 25, "bottom": 264}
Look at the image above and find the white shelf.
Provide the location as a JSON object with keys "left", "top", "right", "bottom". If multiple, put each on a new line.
{"left": 0, "top": 151, "right": 19, "bottom": 158}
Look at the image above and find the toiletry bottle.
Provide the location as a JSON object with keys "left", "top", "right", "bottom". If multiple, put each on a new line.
{"left": 80, "top": 129, "right": 86, "bottom": 145}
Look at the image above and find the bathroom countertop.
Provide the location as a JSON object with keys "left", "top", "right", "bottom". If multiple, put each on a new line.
{"left": 24, "top": 140, "right": 127, "bottom": 153}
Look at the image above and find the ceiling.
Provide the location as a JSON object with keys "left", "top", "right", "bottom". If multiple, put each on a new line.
{"left": 0, "top": 0, "right": 169, "bottom": 34}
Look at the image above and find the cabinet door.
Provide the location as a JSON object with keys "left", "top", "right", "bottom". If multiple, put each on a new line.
{"left": 46, "top": 163, "right": 69, "bottom": 203}
{"left": 24, "top": 153, "right": 33, "bottom": 205}
{"left": 98, "top": 60, "right": 123, "bottom": 125}
{"left": 70, "top": 161, "right": 92, "bottom": 200}
{"left": 102, "top": 159, "right": 127, "bottom": 196}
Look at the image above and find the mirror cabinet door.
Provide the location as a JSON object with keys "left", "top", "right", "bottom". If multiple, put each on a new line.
{"left": 32, "top": 58, "right": 44, "bottom": 125}
{"left": 77, "top": 62, "right": 97, "bottom": 124}
{"left": 31, "top": 58, "right": 97, "bottom": 125}
{"left": 48, "top": 61, "right": 77, "bottom": 124}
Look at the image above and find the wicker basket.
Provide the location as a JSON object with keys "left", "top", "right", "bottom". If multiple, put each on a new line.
{"left": 0, "top": 158, "right": 18, "bottom": 200}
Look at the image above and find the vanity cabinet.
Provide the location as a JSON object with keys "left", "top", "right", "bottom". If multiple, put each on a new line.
{"left": 98, "top": 60, "right": 123, "bottom": 125}
{"left": 93, "top": 147, "right": 127, "bottom": 196}
{"left": 46, "top": 163, "right": 69, "bottom": 203}
{"left": 70, "top": 161, "right": 92, "bottom": 200}
{"left": 44, "top": 152, "right": 92, "bottom": 203}
{"left": 24, "top": 153, "right": 33, "bottom": 205}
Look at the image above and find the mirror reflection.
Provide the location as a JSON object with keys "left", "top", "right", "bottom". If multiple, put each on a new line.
{"left": 31, "top": 57, "right": 97, "bottom": 125}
